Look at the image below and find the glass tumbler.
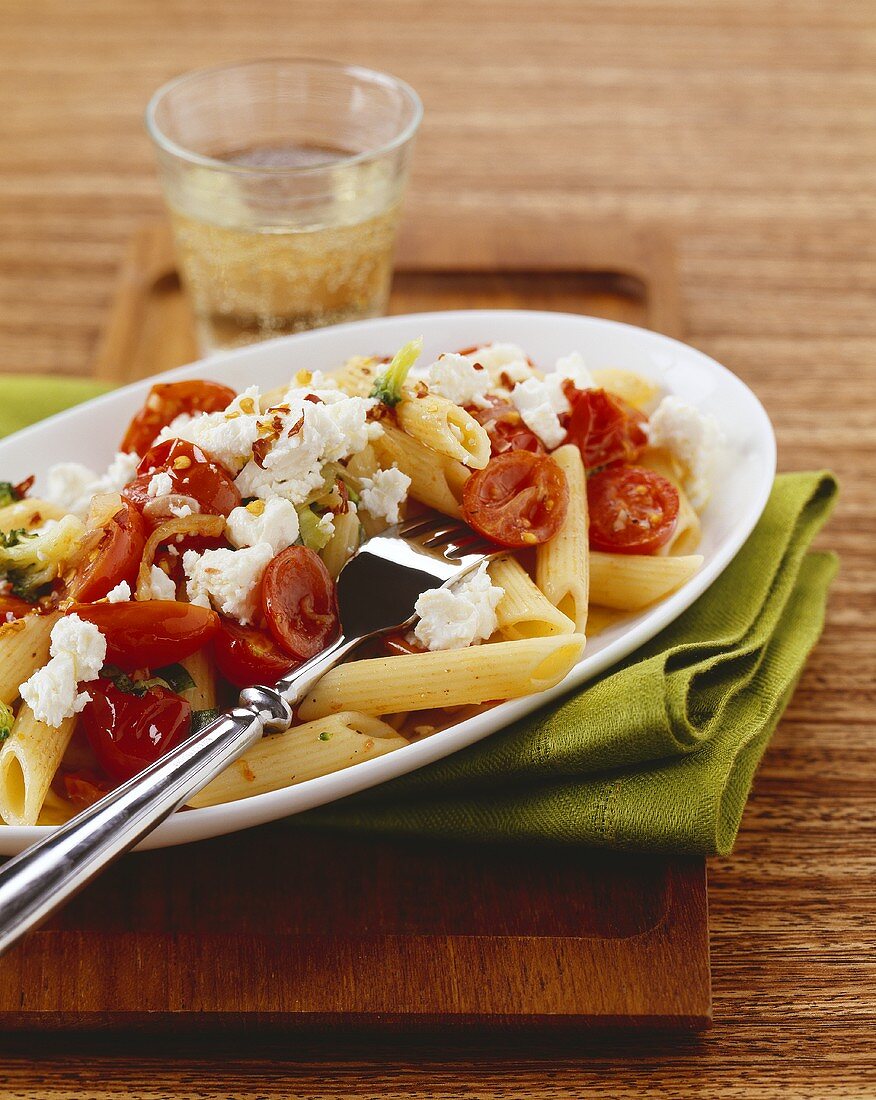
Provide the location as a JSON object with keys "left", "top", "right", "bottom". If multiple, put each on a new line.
{"left": 146, "top": 59, "right": 422, "bottom": 353}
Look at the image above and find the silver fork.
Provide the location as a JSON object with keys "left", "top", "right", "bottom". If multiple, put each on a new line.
{"left": 0, "top": 512, "right": 499, "bottom": 955}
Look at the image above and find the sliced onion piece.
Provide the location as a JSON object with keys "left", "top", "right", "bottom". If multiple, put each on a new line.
{"left": 135, "top": 513, "right": 225, "bottom": 601}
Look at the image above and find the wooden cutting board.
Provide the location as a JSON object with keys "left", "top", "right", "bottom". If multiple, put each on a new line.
{"left": 0, "top": 211, "right": 711, "bottom": 1032}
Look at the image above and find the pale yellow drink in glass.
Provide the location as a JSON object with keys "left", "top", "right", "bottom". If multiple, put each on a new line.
{"left": 147, "top": 62, "right": 421, "bottom": 353}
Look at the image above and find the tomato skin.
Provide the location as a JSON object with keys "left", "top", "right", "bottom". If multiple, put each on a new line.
{"left": 462, "top": 450, "right": 569, "bottom": 548}
{"left": 261, "top": 546, "right": 339, "bottom": 662}
{"left": 79, "top": 681, "right": 191, "bottom": 783}
{"left": 67, "top": 503, "right": 146, "bottom": 603}
{"left": 587, "top": 465, "right": 680, "bottom": 555}
{"left": 213, "top": 620, "right": 296, "bottom": 689}
{"left": 120, "top": 380, "right": 238, "bottom": 457}
{"left": 467, "top": 397, "right": 545, "bottom": 456}
{"left": 63, "top": 770, "right": 111, "bottom": 810}
{"left": 69, "top": 601, "right": 220, "bottom": 671}
{"left": 0, "top": 595, "right": 36, "bottom": 620}
{"left": 122, "top": 438, "right": 241, "bottom": 520}
{"left": 563, "top": 387, "right": 648, "bottom": 470}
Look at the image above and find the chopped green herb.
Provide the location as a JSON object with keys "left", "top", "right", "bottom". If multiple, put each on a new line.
{"left": 191, "top": 708, "right": 220, "bottom": 734}
{"left": 318, "top": 730, "right": 333, "bottom": 742}
{"left": 153, "top": 663, "right": 196, "bottom": 696}
{"left": 100, "top": 662, "right": 197, "bottom": 698}
{"left": 0, "top": 701, "right": 14, "bottom": 742}
{"left": 0, "top": 528, "right": 35, "bottom": 550}
{"left": 369, "top": 336, "right": 423, "bottom": 407}
{"left": 99, "top": 664, "right": 144, "bottom": 695}
{"left": 8, "top": 570, "right": 40, "bottom": 602}
{"left": 0, "top": 483, "right": 17, "bottom": 508}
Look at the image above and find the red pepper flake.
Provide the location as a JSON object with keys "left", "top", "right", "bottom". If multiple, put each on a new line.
{"left": 251, "top": 437, "right": 273, "bottom": 469}
{"left": 286, "top": 412, "right": 305, "bottom": 438}
{"left": 304, "top": 393, "right": 323, "bottom": 404}
{"left": 12, "top": 475, "right": 34, "bottom": 499}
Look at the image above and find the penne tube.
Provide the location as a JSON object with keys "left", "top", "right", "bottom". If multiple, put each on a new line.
{"left": 297, "top": 634, "right": 586, "bottom": 721}
{"left": 322, "top": 508, "right": 361, "bottom": 578}
{"left": 180, "top": 647, "right": 218, "bottom": 711}
{"left": 374, "top": 424, "right": 469, "bottom": 519}
{"left": 490, "top": 555, "right": 576, "bottom": 639}
{"left": 585, "top": 605, "right": 631, "bottom": 636}
{"left": 0, "top": 703, "right": 77, "bottom": 826}
{"left": 0, "top": 612, "right": 60, "bottom": 705}
{"left": 397, "top": 394, "right": 490, "bottom": 469}
{"left": 536, "top": 445, "right": 589, "bottom": 631}
{"left": 187, "top": 712, "right": 407, "bottom": 807}
{"left": 0, "top": 498, "right": 66, "bottom": 532}
{"left": 589, "top": 552, "right": 703, "bottom": 611}
{"left": 331, "top": 355, "right": 382, "bottom": 398}
{"left": 591, "top": 368, "right": 660, "bottom": 412}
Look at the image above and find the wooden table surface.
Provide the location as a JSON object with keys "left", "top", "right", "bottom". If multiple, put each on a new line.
{"left": 0, "top": 0, "right": 874, "bottom": 1095}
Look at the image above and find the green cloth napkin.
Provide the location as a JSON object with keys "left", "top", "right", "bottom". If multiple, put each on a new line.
{"left": 0, "top": 375, "right": 838, "bottom": 855}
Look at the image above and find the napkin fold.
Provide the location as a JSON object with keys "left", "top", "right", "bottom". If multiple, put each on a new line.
{"left": 0, "top": 375, "right": 838, "bottom": 855}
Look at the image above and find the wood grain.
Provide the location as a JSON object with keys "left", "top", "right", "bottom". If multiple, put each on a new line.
{"left": 0, "top": 0, "right": 874, "bottom": 1093}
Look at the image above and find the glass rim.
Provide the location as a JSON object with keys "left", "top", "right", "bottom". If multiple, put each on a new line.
{"left": 145, "top": 57, "right": 423, "bottom": 176}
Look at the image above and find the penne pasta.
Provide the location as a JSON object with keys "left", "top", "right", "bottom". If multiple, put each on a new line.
{"left": 589, "top": 552, "right": 703, "bottom": 611}
{"left": 331, "top": 355, "right": 382, "bottom": 398}
{"left": 0, "top": 612, "right": 60, "bottom": 705}
{"left": 536, "top": 444, "right": 590, "bottom": 631}
{"left": 490, "top": 555, "right": 576, "bottom": 639}
{"left": 397, "top": 394, "right": 491, "bottom": 469}
{"left": 297, "top": 634, "right": 586, "bottom": 721}
{"left": 187, "top": 712, "right": 407, "bottom": 807}
{"left": 373, "top": 424, "right": 469, "bottom": 518}
{"left": 591, "top": 368, "right": 660, "bottom": 412}
{"left": 322, "top": 508, "right": 361, "bottom": 578}
{"left": 0, "top": 703, "right": 77, "bottom": 826}
{"left": 0, "top": 498, "right": 66, "bottom": 532}
{"left": 180, "top": 647, "right": 218, "bottom": 711}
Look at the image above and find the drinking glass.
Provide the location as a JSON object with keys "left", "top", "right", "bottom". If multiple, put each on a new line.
{"left": 146, "top": 59, "right": 422, "bottom": 353}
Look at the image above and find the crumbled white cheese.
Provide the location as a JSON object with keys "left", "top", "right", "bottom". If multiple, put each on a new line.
{"left": 510, "top": 378, "right": 567, "bottom": 449}
{"left": 647, "top": 396, "right": 723, "bottom": 510}
{"left": 148, "top": 564, "right": 177, "bottom": 601}
{"left": 43, "top": 452, "right": 139, "bottom": 518}
{"left": 19, "top": 614, "right": 108, "bottom": 728}
{"left": 316, "top": 511, "right": 336, "bottom": 542}
{"left": 146, "top": 471, "right": 174, "bottom": 498}
{"left": 413, "top": 562, "right": 504, "bottom": 651}
{"left": 226, "top": 498, "right": 300, "bottom": 555}
{"left": 234, "top": 389, "right": 379, "bottom": 504}
{"left": 420, "top": 353, "right": 491, "bottom": 408}
{"left": 162, "top": 386, "right": 263, "bottom": 473}
{"left": 183, "top": 543, "right": 274, "bottom": 624}
{"left": 105, "top": 580, "right": 131, "bottom": 603}
{"left": 553, "top": 351, "right": 595, "bottom": 393}
{"left": 168, "top": 501, "right": 195, "bottom": 518}
{"left": 467, "top": 342, "right": 536, "bottom": 391}
{"left": 359, "top": 467, "right": 411, "bottom": 525}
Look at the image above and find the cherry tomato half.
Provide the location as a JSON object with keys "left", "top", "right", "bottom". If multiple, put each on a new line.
{"left": 587, "top": 465, "right": 680, "bottom": 554}
{"left": 79, "top": 680, "right": 191, "bottom": 783}
{"left": 69, "top": 601, "right": 220, "bottom": 671}
{"left": 467, "top": 397, "right": 545, "bottom": 456}
{"left": 261, "top": 546, "right": 339, "bottom": 662}
{"left": 122, "top": 438, "right": 241, "bottom": 520}
{"left": 0, "top": 594, "right": 36, "bottom": 620}
{"left": 563, "top": 387, "right": 649, "bottom": 470}
{"left": 67, "top": 503, "right": 146, "bottom": 603}
{"left": 462, "top": 450, "right": 569, "bottom": 548}
{"left": 120, "top": 380, "right": 238, "bottom": 457}
{"left": 62, "top": 770, "right": 111, "bottom": 810}
{"left": 212, "top": 620, "right": 296, "bottom": 689}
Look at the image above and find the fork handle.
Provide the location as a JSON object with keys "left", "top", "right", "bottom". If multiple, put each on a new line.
{"left": 271, "top": 633, "right": 362, "bottom": 707}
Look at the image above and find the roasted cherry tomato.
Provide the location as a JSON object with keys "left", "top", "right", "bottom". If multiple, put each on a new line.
{"left": 69, "top": 601, "right": 220, "bottom": 671}
{"left": 122, "top": 438, "right": 241, "bottom": 520}
{"left": 467, "top": 396, "right": 545, "bottom": 456}
{"left": 79, "top": 680, "right": 191, "bottom": 783}
{"left": 462, "top": 450, "right": 569, "bottom": 547}
{"left": 563, "top": 387, "right": 648, "bottom": 470}
{"left": 120, "top": 380, "right": 238, "bottom": 457}
{"left": 212, "top": 620, "right": 296, "bottom": 689}
{"left": 587, "top": 465, "right": 680, "bottom": 554}
{"left": 67, "top": 503, "right": 146, "bottom": 603}
{"left": 62, "top": 770, "right": 111, "bottom": 810}
{"left": 0, "top": 594, "right": 36, "bottom": 620}
{"left": 261, "top": 546, "right": 339, "bottom": 662}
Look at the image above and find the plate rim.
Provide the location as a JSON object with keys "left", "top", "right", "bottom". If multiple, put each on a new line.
{"left": 0, "top": 309, "right": 776, "bottom": 852}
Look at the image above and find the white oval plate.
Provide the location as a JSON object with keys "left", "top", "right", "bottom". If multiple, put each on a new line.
{"left": 0, "top": 310, "right": 775, "bottom": 853}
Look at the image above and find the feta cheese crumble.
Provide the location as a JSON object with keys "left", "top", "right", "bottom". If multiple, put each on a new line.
{"left": 146, "top": 471, "right": 174, "bottom": 498}
{"left": 420, "top": 353, "right": 491, "bottom": 408}
{"left": 44, "top": 453, "right": 139, "bottom": 518}
{"left": 413, "top": 562, "right": 504, "bottom": 652}
{"left": 148, "top": 564, "right": 177, "bottom": 601}
{"left": 162, "top": 386, "right": 263, "bottom": 474}
{"left": 183, "top": 543, "right": 274, "bottom": 625}
{"left": 226, "top": 497, "right": 300, "bottom": 555}
{"left": 510, "top": 378, "right": 567, "bottom": 449}
{"left": 19, "top": 614, "right": 107, "bottom": 728}
{"left": 105, "top": 580, "right": 131, "bottom": 603}
{"left": 358, "top": 467, "right": 411, "bottom": 525}
{"left": 647, "top": 396, "right": 723, "bottom": 510}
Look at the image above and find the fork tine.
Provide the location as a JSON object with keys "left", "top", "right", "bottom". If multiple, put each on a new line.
{"left": 419, "top": 523, "right": 472, "bottom": 548}
{"left": 445, "top": 537, "right": 496, "bottom": 560}
{"left": 397, "top": 515, "right": 446, "bottom": 538}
